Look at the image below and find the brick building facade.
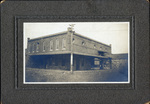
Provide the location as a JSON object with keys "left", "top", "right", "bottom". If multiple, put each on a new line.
{"left": 26, "top": 26, "right": 112, "bottom": 71}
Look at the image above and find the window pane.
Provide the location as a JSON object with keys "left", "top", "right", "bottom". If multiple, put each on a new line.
{"left": 56, "top": 39, "right": 59, "bottom": 50}
{"left": 36, "top": 43, "right": 39, "bottom": 52}
{"left": 62, "top": 38, "right": 66, "bottom": 49}
{"left": 43, "top": 42, "right": 45, "bottom": 51}
{"left": 94, "top": 61, "right": 99, "bottom": 65}
{"left": 50, "top": 40, "right": 53, "bottom": 51}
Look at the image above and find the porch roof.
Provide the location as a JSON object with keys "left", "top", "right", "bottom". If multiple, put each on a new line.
{"left": 73, "top": 52, "right": 111, "bottom": 58}
{"left": 27, "top": 51, "right": 71, "bottom": 55}
{"left": 27, "top": 51, "right": 111, "bottom": 58}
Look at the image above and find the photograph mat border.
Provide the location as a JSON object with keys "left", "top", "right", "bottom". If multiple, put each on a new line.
{"left": 23, "top": 22, "right": 130, "bottom": 84}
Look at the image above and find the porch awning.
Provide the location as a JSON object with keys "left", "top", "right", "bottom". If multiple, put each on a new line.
{"left": 27, "top": 51, "right": 71, "bottom": 56}
{"left": 73, "top": 52, "right": 111, "bottom": 58}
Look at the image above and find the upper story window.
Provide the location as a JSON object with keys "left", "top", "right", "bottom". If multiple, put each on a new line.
{"left": 82, "top": 41, "right": 85, "bottom": 45}
{"left": 28, "top": 44, "right": 30, "bottom": 53}
{"left": 72, "top": 38, "right": 75, "bottom": 43}
{"left": 94, "top": 44, "right": 96, "bottom": 48}
{"left": 50, "top": 40, "right": 53, "bottom": 51}
{"left": 100, "top": 47, "right": 102, "bottom": 50}
{"left": 98, "top": 51, "right": 104, "bottom": 56}
{"left": 43, "top": 41, "right": 45, "bottom": 52}
{"left": 62, "top": 38, "right": 66, "bottom": 50}
{"left": 36, "top": 42, "right": 39, "bottom": 52}
{"left": 32, "top": 44, "right": 35, "bottom": 53}
{"left": 56, "top": 39, "right": 59, "bottom": 50}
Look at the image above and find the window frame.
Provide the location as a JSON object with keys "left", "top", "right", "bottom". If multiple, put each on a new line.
{"left": 56, "top": 38, "right": 59, "bottom": 50}
{"left": 50, "top": 40, "right": 53, "bottom": 51}
{"left": 43, "top": 41, "right": 45, "bottom": 52}
{"left": 62, "top": 38, "right": 66, "bottom": 50}
{"left": 36, "top": 42, "right": 39, "bottom": 52}
{"left": 32, "top": 43, "right": 35, "bottom": 53}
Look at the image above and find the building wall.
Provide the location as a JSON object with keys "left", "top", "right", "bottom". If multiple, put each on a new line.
{"left": 26, "top": 31, "right": 111, "bottom": 57}
{"left": 111, "top": 54, "right": 128, "bottom": 69}
{"left": 112, "top": 59, "right": 128, "bottom": 69}
{"left": 111, "top": 54, "right": 128, "bottom": 75}
{"left": 27, "top": 32, "right": 71, "bottom": 55}
{"left": 26, "top": 30, "right": 112, "bottom": 70}
{"left": 72, "top": 34, "right": 111, "bottom": 56}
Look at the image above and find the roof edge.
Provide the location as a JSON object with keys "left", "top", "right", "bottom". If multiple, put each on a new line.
{"left": 74, "top": 32, "right": 111, "bottom": 47}
{"left": 29, "top": 31, "right": 68, "bottom": 41}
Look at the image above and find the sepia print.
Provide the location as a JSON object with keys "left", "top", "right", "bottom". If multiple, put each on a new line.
{"left": 24, "top": 22, "right": 129, "bottom": 84}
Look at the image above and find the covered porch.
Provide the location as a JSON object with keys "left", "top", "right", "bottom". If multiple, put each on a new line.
{"left": 73, "top": 54, "right": 112, "bottom": 71}
{"left": 26, "top": 53, "right": 111, "bottom": 71}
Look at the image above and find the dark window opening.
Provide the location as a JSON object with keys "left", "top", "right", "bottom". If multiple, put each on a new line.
{"left": 94, "top": 44, "right": 96, "bottom": 48}
{"left": 82, "top": 41, "right": 85, "bottom": 45}
{"left": 98, "top": 51, "right": 105, "bottom": 56}
{"left": 72, "top": 38, "right": 75, "bottom": 43}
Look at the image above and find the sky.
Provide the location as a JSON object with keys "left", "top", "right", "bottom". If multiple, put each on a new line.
{"left": 24, "top": 22, "right": 129, "bottom": 54}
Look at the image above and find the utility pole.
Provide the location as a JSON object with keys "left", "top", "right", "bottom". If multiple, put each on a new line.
{"left": 69, "top": 24, "right": 75, "bottom": 73}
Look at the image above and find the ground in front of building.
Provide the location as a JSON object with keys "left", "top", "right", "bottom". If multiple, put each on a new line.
{"left": 25, "top": 68, "right": 128, "bottom": 82}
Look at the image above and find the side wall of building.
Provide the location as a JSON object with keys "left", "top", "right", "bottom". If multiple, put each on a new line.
{"left": 72, "top": 33, "right": 111, "bottom": 56}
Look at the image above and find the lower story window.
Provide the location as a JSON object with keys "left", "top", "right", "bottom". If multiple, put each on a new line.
{"left": 94, "top": 60, "right": 100, "bottom": 65}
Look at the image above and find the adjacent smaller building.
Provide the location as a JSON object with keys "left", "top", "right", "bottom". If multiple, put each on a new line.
{"left": 111, "top": 54, "right": 128, "bottom": 69}
{"left": 111, "top": 54, "right": 128, "bottom": 76}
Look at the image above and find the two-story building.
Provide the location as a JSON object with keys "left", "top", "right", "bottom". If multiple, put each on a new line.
{"left": 26, "top": 26, "right": 112, "bottom": 71}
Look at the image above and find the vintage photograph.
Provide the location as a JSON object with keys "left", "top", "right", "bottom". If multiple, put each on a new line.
{"left": 24, "top": 22, "right": 129, "bottom": 84}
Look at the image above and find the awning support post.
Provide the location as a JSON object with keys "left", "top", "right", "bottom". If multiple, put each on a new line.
{"left": 70, "top": 53, "right": 73, "bottom": 73}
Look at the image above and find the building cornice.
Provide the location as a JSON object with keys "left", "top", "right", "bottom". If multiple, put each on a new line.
{"left": 29, "top": 31, "right": 68, "bottom": 42}
{"left": 74, "top": 32, "right": 111, "bottom": 47}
